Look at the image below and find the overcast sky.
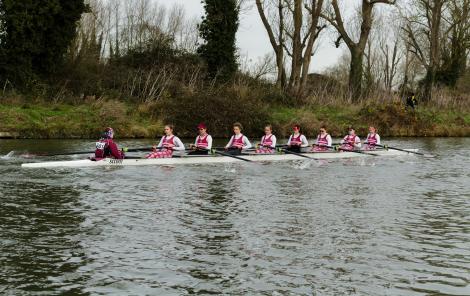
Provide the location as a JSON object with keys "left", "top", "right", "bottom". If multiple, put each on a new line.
{"left": 155, "top": 0, "right": 344, "bottom": 73}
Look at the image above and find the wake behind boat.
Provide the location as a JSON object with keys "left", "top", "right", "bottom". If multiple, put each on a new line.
{"left": 21, "top": 149, "right": 418, "bottom": 168}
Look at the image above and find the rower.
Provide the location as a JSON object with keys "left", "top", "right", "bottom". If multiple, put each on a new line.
{"left": 364, "top": 126, "right": 381, "bottom": 150}
{"left": 340, "top": 126, "right": 361, "bottom": 151}
{"left": 225, "top": 122, "right": 252, "bottom": 155}
{"left": 287, "top": 124, "right": 308, "bottom": 153}
{"left": 188, "top": 123, "right": 213, "bottom": 155}
{"left": 94, "top": 127, "right": 124, "bottom": 159}
{"left": 256, "top": 124, "right": 277, "bottom": 154}
{"left": 146, "top": 124, "right": 185, "bottom": 158}
{"left": 311, "top": 126, "right": 332, "bottom": 151}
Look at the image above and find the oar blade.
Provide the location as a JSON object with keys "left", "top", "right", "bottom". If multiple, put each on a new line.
{"left": 1, "top": 151, "right": 15, "bottom": 159}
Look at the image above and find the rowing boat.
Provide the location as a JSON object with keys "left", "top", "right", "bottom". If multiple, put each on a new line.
{"left": 21, "top": 149, "right": 418, "bottom": 168}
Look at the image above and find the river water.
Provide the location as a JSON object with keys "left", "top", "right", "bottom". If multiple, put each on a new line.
{"left": 0, "top": 138, "right": 469, "bottom": 295}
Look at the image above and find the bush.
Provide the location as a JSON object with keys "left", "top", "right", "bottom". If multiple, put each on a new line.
{"left": 154, "top": 88, "right": 270, "bottom": 137}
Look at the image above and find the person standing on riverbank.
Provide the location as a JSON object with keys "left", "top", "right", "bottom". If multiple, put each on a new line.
{"left": 225, "top": 122, "right": 252, "bottom": 155}
{"left": 188, "top": 123, "right": 213, "bottom": 155}
{"left": 256, "top": 124, "right": 277, "bottom": 154}
{"left": 340, "top": 127, "right": 361, "bottom": 151}
{"left": 406, "top": 93, "right": 418, "bottom": 110}
{"left": 364, "top": 126, "right": 381, "bottom": 150}
{"left": 94, "top": 127, "right": 125, "bottom": 159}
{"left": 287, "top": 125, "right": 309, "bottom": 153}
{"left": 146, "top": 124, "right": 185, "bottom": 158}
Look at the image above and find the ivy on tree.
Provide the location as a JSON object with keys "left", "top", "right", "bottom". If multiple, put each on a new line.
{"left": 198, "top": 0, "right": 239, "bottom": 81}
{"left": 0, "top": 0, "right": 88, "bottom": 86}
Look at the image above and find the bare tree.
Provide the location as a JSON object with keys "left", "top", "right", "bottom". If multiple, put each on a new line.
{"left": 256, "top": 0, "right": 325, "bottom": 96}
{"left": 439, "top": 0, "right": 470, "bottom": 86}
{"left": 256, "top": 0, "right": 287, "bottom": 88}
{"left": 377, "top": 12, "right": 403, "bottom": 93}
{"left": 322, "top": 0, "right": 396, "bottom": 101}
{"left": 403, "top": 0, "right": 448, "bottom": 101}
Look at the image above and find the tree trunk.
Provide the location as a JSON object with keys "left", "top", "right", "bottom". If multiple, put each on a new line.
{"left": 275, "top": 48, "right": 285, "bottom": 88}
{"left": 423, "top": 67, "right": 436, "bottom": 101}
{"left": 323, "top": 0, "right": 396, "bottom": 101}
{"left": 255, "top": 0, "right": 285, "bottom": 89}
{"left": 423, "top": 1, "right": 443, "bottom": 102}
{"left": 288, "top": 0, "right": 303, "bottom": 93}
{"left": 299, "top": 0, "right": 325, "bottom": 97}
{"left": 349, "top": 48, "right": 364, "bottom": 101}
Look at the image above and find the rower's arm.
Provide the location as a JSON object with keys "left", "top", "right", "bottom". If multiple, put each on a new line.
{"left": 173, "top": 137, "right": 186, "bottom": 151}
{"left": 287, "top": 135, "right": 292, "bottom": 145}
{"left": 242, "top": 136, "right": 252, "bottom": 149}
{"left": 376, "top": 134, "right": 381, "bottom": 145}
{"left": 225, "top": 136, "right": 234, "bottom": 149}
{"left": 157, "top": 137, "right": 164, "bottom": 148}
{"left": 301, "top": 135, "right": 309, "bottom": 147}
{"left": 271, "top": 135, "right": 277, "bottom": 148}
{"left": 326, "top": 135, "right": 332, "bottom": 147}
{"left": 206, "top": 135, "right": 213, "bottom": 149}
{"left": 355, "top": 137, "right": 362, "bottom": 148}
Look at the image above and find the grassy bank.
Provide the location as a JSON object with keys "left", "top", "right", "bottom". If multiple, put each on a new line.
{"left": 272, "top": 103, "right": 470, "bottom": 137}
{"left": 1, "top": 99, "right": 469, "bottom": 138}
{"left": 0, "top": 100, "right": 162, "bottom": 139}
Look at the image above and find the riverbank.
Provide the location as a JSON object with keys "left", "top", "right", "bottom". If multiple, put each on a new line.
{"left": 0, "top": 101, "right": 163, "bottom": 139}
{"left": 1, "top": 100, "right": 469, "bottom": 138}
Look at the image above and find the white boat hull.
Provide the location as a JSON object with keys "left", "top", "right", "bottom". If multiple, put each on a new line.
{"left": 21, "top": 149, "right": 419, "bottom": 168}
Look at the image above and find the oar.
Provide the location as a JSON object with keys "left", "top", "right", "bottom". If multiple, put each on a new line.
{"left": 324, "top": 144, "right": 379, "bottom": 156}
{"left": 41, "top": 147, "right": 153, "bottom": 157}
{"left": 200, "top": 148, "right": 253, "bottom": 162}
{"left": 1, "top": 151, "right": 15, "bottom": 159}
{"left": 214, "top": 150, "right": 253, "bottom": 162}
{"left": 371, "top": 143, "right": 435, "bottom": 158}
{"left": 259, "top": 144, "right": 315, "bottom": 160}
{"left": 282, "top": 148, "right": 317, "bottom": 160}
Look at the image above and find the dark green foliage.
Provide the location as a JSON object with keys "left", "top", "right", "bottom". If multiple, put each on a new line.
{"left": 155, "top": 88, "right": 270, "bottom": 138}
{"left": 0, "top": 0, "right": 87, "bottom": 87}
{"left": 436, "top": 49, "right": 467, "bottom": 87}
{"left": 198, "top": 0, "right": 239, "bottom": 81}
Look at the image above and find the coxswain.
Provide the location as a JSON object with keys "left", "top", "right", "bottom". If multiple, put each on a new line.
{"left": 311, "top": 126, "right": 332, "bottom": 151}
{"left": 364, "top": 126, "right": 381, "bottom": 150}
{"left": 188, "top": 123, "right": 213, "bottom": 155}
{"left": 146, "top": 124, "right": 185, "bottom": 158}
{"left": 340, "top": 127, "right": 361, "bottom": 151}
{"left": 225, "top": 122, "right": 252, "bottom": 155}
{"left": 287, "top": 124, "right": 308, "bottom": 153}
{"left": 94, "top": 127, "right": 124, "bottom": 159}
{"left": 256, "top": 124, "right": 277, "bottom": 154}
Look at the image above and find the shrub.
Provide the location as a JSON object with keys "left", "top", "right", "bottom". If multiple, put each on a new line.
{"left": 154, "top": 88, "right": 270, "bottom": 137}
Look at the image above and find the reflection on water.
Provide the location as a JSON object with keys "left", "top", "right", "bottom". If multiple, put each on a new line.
{"left": 0, "top": 138, "right": 469, "bottom": 295}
